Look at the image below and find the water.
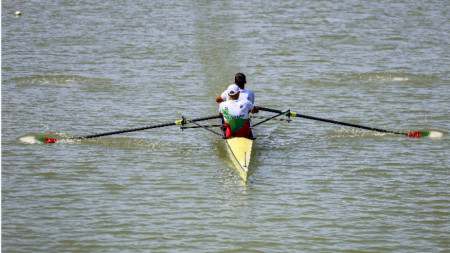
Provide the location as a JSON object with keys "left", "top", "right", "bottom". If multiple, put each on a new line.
{"left": 2, "top": 0, "right": 449, "bottom": 252}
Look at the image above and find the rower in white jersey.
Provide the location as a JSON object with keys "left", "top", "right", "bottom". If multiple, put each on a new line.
{"left": 216, "top": 73, "right": 255, "bottom": 104}
{"left": 219, "top": 84, "right": 259, "bottom": 138}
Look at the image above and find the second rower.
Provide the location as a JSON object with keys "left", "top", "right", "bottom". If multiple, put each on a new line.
{"left": 216, "top": 73, "right": 255, "bottom": 104}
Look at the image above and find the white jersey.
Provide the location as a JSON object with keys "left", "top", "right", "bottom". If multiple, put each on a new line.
{"left": 220, "top": 88, "right": 255, "bottom": 104}
{"left": 219, "top": 99, "right": 254, "bottom": 132}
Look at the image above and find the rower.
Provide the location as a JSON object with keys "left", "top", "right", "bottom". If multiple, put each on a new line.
{"left": 216, "top": 73, "right": 255, "bottom": 104}
{"left": 219, "top": 84, "right": 259, "bottom": 138}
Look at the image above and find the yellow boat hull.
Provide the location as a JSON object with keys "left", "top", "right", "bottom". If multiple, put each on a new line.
{"left": 225, "top": 137, "right": 253, "bottom": 181}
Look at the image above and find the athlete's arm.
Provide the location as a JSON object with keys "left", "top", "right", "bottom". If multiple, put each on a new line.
{"left": 216, "top": 95, "right": 224, "bottom": 103}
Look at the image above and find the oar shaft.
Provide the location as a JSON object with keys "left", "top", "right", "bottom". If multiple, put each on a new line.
{"left": 72, "top": 122, "right": 177, "bottom": 140}
{"left": 72, "top": 115, "right": 221, "bottom": 140}
{"left": 258, "top": 107, "right": 408, "bottom": 136}
{"left": 181, "top": 124, "right": 223, "bottom": 129}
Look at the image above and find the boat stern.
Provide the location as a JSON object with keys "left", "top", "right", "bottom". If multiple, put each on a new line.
{"left": 225, "top": 137, "right": 253, "bottom": 181}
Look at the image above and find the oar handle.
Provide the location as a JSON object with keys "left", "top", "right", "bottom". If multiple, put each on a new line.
{"left": 258, "top": 107, "right": 408, "bottom": 136}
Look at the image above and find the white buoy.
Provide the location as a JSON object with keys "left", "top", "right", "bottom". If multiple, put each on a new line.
{"left": 15, "top": 11, "right": 22, "bottom": 16}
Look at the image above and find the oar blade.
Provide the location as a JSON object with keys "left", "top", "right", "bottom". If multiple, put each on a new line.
{"left": 35, "top": 137, "right": 58, "bottom": 143}
{"left": 408, "top": 131, "right": 443, "bottom": 139}
{"left": 19, "top": 136, "right": 58, "bottom": 144}
{"left": 408, "top": 131, "right": 425, "bottom": 138}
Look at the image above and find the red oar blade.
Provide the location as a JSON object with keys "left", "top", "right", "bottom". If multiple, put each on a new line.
{"left": 408, "top": 131, "right": 425, "bottom": 138}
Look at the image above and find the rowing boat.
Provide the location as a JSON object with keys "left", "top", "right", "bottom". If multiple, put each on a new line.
{"left": 222, "top": 120, "right": 255, "bottom": 181}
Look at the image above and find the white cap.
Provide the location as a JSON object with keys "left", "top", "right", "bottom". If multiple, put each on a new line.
{"left": 227, "top": 84, "right": 240, "bottom": 96}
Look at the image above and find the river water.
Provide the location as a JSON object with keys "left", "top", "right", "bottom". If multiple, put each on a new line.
{"left": 2, "top": 0, "right": 449, "bottom": 252}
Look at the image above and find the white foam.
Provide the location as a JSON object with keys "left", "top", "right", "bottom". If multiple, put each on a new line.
{"left": 58, "top": 138, "right": 76, "bottom": 144}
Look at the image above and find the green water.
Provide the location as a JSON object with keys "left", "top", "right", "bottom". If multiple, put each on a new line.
{"left": 2, "top": 0, "right": 449, "bottom": 252}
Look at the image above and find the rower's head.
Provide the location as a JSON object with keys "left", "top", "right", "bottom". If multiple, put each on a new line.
{"left": 234, "top": 73, "right": 246, "bottom": 88}
{"left": 227, "top": 84, "right": 240, "bottom": 100}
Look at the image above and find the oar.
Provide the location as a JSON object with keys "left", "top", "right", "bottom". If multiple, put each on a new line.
{"left": 34, "top": 115, "right": 221, "bottom": 143}
{"left": 180, "top": 124, "right": 223, "bottom": 129}
{"left": 250, "top": 116, "right": 291, "bottom": 122}
{"left": 258, "top": 107, "right": 432, "bottom": 138}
